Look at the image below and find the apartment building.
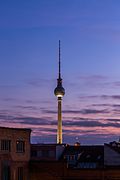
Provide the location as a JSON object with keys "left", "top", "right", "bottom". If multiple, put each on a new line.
{"left": 0, "top": 127, "right": 31, "bottom": 180}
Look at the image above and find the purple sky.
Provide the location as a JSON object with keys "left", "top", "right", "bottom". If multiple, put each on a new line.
{"left": 1, "top": 0, "right": 120, "bottom": 144}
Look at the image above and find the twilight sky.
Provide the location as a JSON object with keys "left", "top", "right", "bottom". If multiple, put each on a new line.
{"left": 1, "top": 0, "right": 120, "bottom": 144}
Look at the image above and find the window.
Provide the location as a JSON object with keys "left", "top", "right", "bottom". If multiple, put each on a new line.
{"left": 49, "top": 150, "right": 55, "bottom": 158}
{"left": 79, "top": 162, "right": 96, "bottom": 169}
{"left": 42, "top": 150, "right": 49, "bottom": 157}
{"left": 18, "top": 167, "right": 23, "bottom": 180}
{"left": 2, "top": 161, "right": 11, "bottom": 180}
{"left": 69, "top": 155, "right": 75, "bottom": 161}
{"left": 31, "top": 150, "right": 37, "bottom": 157}
{"left": 37, "top": 150, "right": 42, "bottom": 157}
{"left": 1, "top": 140, "right": 11, "bottom": 151}
{"left": 16, "top": 141, "right": 25, "bottom": 153}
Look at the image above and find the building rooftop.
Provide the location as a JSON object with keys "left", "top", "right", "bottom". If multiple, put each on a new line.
{"left": 63, "top": 145, "right": 103, "bottom": 155}
{"left": 0, "top": 126, "right": 31, "bottom": 132}
{"left": 62, "top": 145, "right": 104, "bottom": 168}
{"left": 105, "top": 142, "right": 120, "bottom": 154}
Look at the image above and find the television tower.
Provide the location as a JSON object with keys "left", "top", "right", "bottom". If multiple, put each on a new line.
{"left": 54, "top": 40, "right": 65, "bottom": 144}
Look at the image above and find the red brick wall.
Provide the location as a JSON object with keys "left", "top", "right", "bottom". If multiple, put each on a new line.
{"left": 0, "top": 127, "right": 31, "bottom": 161}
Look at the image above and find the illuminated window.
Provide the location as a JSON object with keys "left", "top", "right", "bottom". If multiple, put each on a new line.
{"left": 16, "top": 141, "right": 25, "bottom": 153}
{"left": 79, "top": 162, "right": 96, "bottom": 168}
{"left": 69, "top": 155, "right": 75, "bottom": 161}
{"left": 18, "top": 167, "right": 23, "bottom": 180}
{"left": 1, "top": 140, "right": 11, "bottom": 151}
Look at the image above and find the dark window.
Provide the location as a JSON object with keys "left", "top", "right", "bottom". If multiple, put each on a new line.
{"left": 31, "top": 150, "right": 37, "bottom": 157}
{"left": 42, "top": 150, "right": 49, "bottom": 157}
{"left": 16, "top": 141, "right": 25, "bottom": 153}
{"left": 18, "top": 167, "right": 23, "bottom": 180}
{"left": 37, "top": 150, "right": 42, "bottom": 157}
{"left": 49, "top": 150, "right": 55, "bottom": 158}
{"left": 2, "top": 162, "right": 10, "bottom": 180}
{"left": 1, "top": 140, "right": 11, "bottom": 151}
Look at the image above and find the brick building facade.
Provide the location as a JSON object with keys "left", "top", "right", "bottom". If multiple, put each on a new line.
{"left": 0, "top": 127, "right": 31, "bottom": 180}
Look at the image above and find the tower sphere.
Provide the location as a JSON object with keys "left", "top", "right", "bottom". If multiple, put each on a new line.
{"left": 54, "top": 81, "right": 65, "bottom": 97}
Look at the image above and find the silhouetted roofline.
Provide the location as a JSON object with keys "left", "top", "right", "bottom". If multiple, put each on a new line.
{"left": 31, "top": 143, "right": 66, "bottom": 146}
{"left": 0, "top": 126, "right": 31, "bottom": 132}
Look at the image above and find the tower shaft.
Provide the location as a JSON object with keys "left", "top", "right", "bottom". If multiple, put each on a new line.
{"left": 57, "top": 97, "right": 62, "bottom": 144}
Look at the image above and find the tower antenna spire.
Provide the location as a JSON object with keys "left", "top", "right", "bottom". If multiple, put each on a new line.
{"left": 59, "top": 40, "right": 61, "bottom": 79}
